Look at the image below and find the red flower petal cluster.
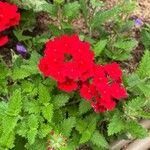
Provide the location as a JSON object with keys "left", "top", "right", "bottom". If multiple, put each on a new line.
{"left": 38, "top": 34, "right": 94, "bottom": 92}
{"left": 80, "top": 63, "right": 127, "bottom": 112}
{"left": 0, "top": 2, "right": 20, "bottom": 46}
{"left": 39, "top": 34, "right": 127, "bottom": 112}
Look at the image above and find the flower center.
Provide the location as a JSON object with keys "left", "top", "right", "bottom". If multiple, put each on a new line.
{"left": 64, "top": 54, "right": 73, "bottom": 62}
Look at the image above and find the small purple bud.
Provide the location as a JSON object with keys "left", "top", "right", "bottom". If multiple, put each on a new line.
{"left": 16, "top": 43, "right": 27, "bottom": 54}
{"left": 135, "top": 18, "right": 143, "bottom": 27}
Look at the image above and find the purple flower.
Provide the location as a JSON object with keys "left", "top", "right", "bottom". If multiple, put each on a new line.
{"left": 16, "top": 43, "right": 27, "bottom": 54}
{"left": 135, "top": 18, "right": 143, "bottom": 26}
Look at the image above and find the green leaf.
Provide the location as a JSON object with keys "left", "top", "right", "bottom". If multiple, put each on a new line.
{"left": 0, "top": 132, "right": 15, "bottom": 149}
{"left": 79, "top": 0, "right": 88, "bottom": 21}
{"left": 12, "top": 52, "right": 41, "bottom": 80}
{"left": 79, "top": 100, "right": 91, "bottom": 115}
{"left": 13, "top": 30, "right": 32, "bottom": 42}
{"left": 27, "top": 114, "right": 39, "bottom": 145}
{"left": 91, "top": 6, "right": 120, "bottom": 28}
{"left": 91, "top": 0, "right": 104, "bottom": 8}
{"left": 26, "top": 139, "right": 47, "bottom": 150}
{"left": 137, "top": 50, "right": 150, "bottom": 78}
{"left": 20, "top": 10, "right": 36, "bottom": 31}
{"left": 113, "top": 38, "right": 138, "bottom": 51}
{"left": 42, "top": 104, "right": 53, "bottom": 122}
{"left": 53, "top": 94, "right": 70, "bottom": 109}
{"left": 38, "top": 123, "right": 52, "bottom": 138}
{"left": 138, "top": 111, "right": 150, "bottom": 119}
{"left": 23, "top": 101, "right": 40, "bottom": 114}
{"left": 61, "top": 117, "right": 76, "bottom": 137}
{"left": 141, "top": 28, "right": 150, "bottom": 49}
{"left": 80, "top": 118, "right": 97, "bottom": 144}
{"left": 107, "top": 113, "right": 124, "bottom": 136}
{"left": 93, "top": 39, "right": 107, "bottom": 56}
{"left": 91, "top": 130, "right": 109, "bottom": 148}
{"left": 38, "top": 83, "right": 51, "bottom": 105}
{"left": 126, "top": 121, "right": 148, "bottom": 138}
{"left": 63, "top": 2, "right": 80, "bottom": 20}
{"left": 76, "top": 119, "right": 87, "bottom": 134}
{"left": 48, "top": 24, "right": 62, "bottom": 37}
{"left": 126, "top": 97, "right": 145, "bottom": 111}
{"left": 41, "top": 3, "right": 57, "bottom": 16}
{"left": 6, "top": 89, "right": 22, "bottom": 116}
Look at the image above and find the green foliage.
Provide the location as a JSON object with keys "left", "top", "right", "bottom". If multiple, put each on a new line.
{"left": 63, "top": 2, "right": 80, "bottom": 20}
{"left": 137, "top": 50, "right": 150, "bottom": 78}
{"left": 0, "top": 90, "right": 22, "bottom": 149}
{"left": 105, "top": 38, "right": 138, "bottom": 61}
{"left": 93, "top": 39, "right": 107, "bottom": 57}
{"left": 1, "top": 0, "right": 150, "bottom": 149}
{"left": 107, "top": 113, "right": 125, "bottom": 136}
{"left": 126, "top": 121, "right": 148, "bottom": 139}
{"left": 141, "top": 24, "right": 150, "bottom": 49}
{"left": 52, "top": 94, "right": 70, "bottom": 109}
{"left": 61, "top": 117, "right": 76, "bottom": 137}
{"left": 79, "top": 117, "right": 97, "bottom": 144}
{"left": 12, "top": 52, "right": 41, "bottom": 80}
{"left": 91, "top": 6, "right": 120, "bottom": 29}
{"left": 27, "top": 114, "right": 39, "bottom": 144}
{"left": 79, "top": 99, "right": 91, "bottom": 115}
{"left": 90, "top": 130, "right": 109, "bottom": 149}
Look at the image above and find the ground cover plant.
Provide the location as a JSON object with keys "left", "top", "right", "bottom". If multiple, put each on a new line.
{"left": 0, "top": 0, "right": 150, "bottom": 150}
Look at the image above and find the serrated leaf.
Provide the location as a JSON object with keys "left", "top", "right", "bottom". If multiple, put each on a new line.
{"left": 61, "top": 117, "right": 76, "bottom": 137}
{"left": 53, "top": 94, "right": 70, "bottom": 109}
{"left": 12, "top": 52, "right": 41, "bottom": 80}
{"left": 126, "top": 121, "right": 148, "bottom": 138}
{"left": 39, "top": 123, "right": 52, "bottom": 138}
{"left": 0, "top": 132, "right": 15, "bottom": 149}
{"left": 91, "top": 6, "right": 120, "bottom": 28}
{"left": 126, "top": 97, "right": 145, "bottom": 111}
{"left": 38, "top": 83, "right": 51, "bottom": 105}
{"left": 93, "top": 39, "right": 107, "bottom": 57}
{"left": 41, "top": 3, "right": 57, "bottom": 16}
{"left": 27, "top": 114, "right": 39, "bottom": 144}
{"left": 6, "top": 89, "right": 22, "bottom": 116}
{"left": 17, "top": 120, "right": 28, "bottom": 137}
{"left": 63, "top": 2, "right": 80, "bottom": 20}
{"left": 76, "top": 119, "right": 87, "bottom": 134}
{"left": 91, "top": 130, "right": 109, "bottom": 148}
{"left": 80, "top": 129, "right": 91, "bottom": 144}
{"left": 137, "top": 50, "right": 150, "bottom": 78}
{"left": 79, "top": 100, "right": 91, "bottom": 115}
{"left": 80, "top": 118, "right": 97, "bottom": 144}
{"left": 42, "top": 104, "right": 53, "bottom": 122}
{"left": 138, "top": 111, "right": 150, "bottom": 119}
{"left": 79, "top": 0, "right": 88, "bottom": 21}
{"left": 108, "top": 113, "right": 124, "bottom": 136}
{"left": 113, "top": 39, "right": 138, "bottom": 51}
{"left": 23, "top": 101, "right": 40, "bottom": 114}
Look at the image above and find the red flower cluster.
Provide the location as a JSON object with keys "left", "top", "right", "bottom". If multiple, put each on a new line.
{"left": 0, "top": 2, "right": 20, "bottom": 46}
{"left": 39, "top": 34, "right": 127, "bottom": 112}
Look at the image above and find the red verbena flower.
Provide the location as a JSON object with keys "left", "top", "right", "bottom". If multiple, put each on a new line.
{"left": 0, "top": 2, "right": 20, "bottom": 47}
{"left": 39, "top": 34, "right": 95, "bottom": 92}
{"left": 38, "top": 34, "right": 128, "bottom": 112}
{"left": 0, "top": 2, "right": 20, "bottom": 31}
{"left": 58, "top": 79, "right": 78, "bottom": 92}
{"left": 80, "top": 82, "right": 96, "bottom": 101}
{"left": 0, "top": 35, "right": 8, "bottom": 46}
{"left": 104, "top": 62, "right": 123, "bottom": 81}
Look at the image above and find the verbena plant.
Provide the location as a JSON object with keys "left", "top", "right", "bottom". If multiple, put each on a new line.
{"left": 0, "top": 0, "right": 150, "bottom": 150}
